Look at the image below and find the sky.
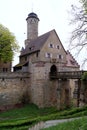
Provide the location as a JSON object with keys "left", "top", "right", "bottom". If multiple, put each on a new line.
{"left": 0, "top": 0, "right": 85, "bottom": 69}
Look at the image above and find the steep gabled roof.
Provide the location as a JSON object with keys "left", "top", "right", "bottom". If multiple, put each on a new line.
{"left": 20, "top": 30, "right": 53, "bottom": 56}
{"left": 20, "top": 29, "right": 67, "bottom": 57}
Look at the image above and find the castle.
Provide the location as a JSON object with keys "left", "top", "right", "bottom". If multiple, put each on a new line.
{"left": 0, "top": 12, "right": 82, "bottom": 110}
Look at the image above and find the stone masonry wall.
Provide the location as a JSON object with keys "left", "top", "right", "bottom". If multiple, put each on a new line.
{"left": 0, "top": 72, "right": 30, "bottom": 110}
{"left": 29, "top": 61, "right": 73, "bottom": 108}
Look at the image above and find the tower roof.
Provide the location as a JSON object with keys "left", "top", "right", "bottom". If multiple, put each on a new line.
{"left": 26, "top": 12, "right": 39, "bottom": 21}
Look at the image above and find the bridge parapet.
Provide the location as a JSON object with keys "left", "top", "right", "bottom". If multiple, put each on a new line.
{"left": 49, "top": 71, "right": 87, "bottom": 79}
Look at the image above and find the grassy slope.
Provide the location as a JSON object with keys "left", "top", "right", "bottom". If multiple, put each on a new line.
{"left": 0, "top": 104, "right": 87, "bottom": 130}
{"left": 41, "top": 117, "right": 87, "bottom": 130}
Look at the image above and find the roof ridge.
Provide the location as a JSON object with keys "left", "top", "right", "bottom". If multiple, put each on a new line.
{"left": 38, "top": 29, "right": 55, "bottom": 38}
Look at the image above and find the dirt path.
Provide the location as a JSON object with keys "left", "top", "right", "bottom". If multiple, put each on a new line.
{"left": 28, "top": 117, "right": 83, "bottom": 130}
{"left": 44, "top": 117, "right": 82, "bottom": 128}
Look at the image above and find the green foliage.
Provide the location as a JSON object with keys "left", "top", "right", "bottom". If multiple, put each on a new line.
{"left": 80, "top": 0, "right": 87, "bottom": 12}
{"left": 81, "top": 72, "right": 87, "bottom": 91}
{"left": 0, "top": 24, "right": 19, "bottom": 62}
{"left": 0, "top": 104, "right": 87, "bottom": 130}
{"left": 81, "top": 72, "right": 87, "bottom": 81}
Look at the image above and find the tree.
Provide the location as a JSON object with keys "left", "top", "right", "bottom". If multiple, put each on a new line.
{"left": 80, "top": 0, "right": 87, "bottom": 12}
{"left": 69, "top": 0, "right": 87, "bottom": 65}
{"left": 0, "top": 24, "right": 19, "bottom": 62}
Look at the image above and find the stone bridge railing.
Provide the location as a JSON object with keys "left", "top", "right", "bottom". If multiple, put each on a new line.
{"left": 49, "top": 70, "right": 87, "bottom": 79}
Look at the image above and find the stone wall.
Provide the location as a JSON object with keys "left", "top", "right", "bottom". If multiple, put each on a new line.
{"left": 0, "top": 67, "right": 78, "bottom": 110}
{"left": 0, "top": 72, "right": 30, "bottom": 110}
{"left": 0, "top": 61, "right": 11, "bottom": 72}
{"left": 29, "top": 62, "right": 72, "bottom": 109}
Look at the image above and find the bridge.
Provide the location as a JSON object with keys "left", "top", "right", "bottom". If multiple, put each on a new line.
{"left": 49, "top": 70, "right": 87, "bottom": 79}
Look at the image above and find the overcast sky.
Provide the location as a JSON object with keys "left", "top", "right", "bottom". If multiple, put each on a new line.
{"left": 0, "top": 0, "right": 84, "bottom": 69}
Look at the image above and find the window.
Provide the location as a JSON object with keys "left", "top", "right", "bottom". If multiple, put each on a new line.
{"left": 50, "top": 44, "right": 53, "bottom": 48}
{"left": 3, "top": 68, "right": 8, "bottom": 72}
{"left": 59, "top": 55, "right": 62, "bottom": 59}
{"left": 29, "top": 46, "right": 34, "bottom": 51}
{"left": 46, "top": 53, "right": 52, "bottom": 58}
{"left": 57, "top": 45, "right": 59, "bottom": 49}
{"left": 29, "top": 47, "right": 32, "bottom": 51}
{"left": 49, "top": 43, "right": 54, "bottom": 48}
{"left": 30, "top": 19, "right": 36, "bottom": 23}
{"left": 56, "top": 45, "right": 61, "bottom": 49}
{"left": 57, "top": 54, "right": 63, "bottom": 59}
{"left": 47, "top": 53, "right": 51, "bottom": 58}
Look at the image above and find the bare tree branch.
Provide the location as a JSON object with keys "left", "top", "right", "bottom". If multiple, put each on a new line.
{"left": 69, "top": 2, "right": 87, "bottom": 67}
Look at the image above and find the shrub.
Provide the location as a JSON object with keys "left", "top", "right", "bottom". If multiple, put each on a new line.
{"left": 81, "top": 72, "right": 87, "bottom": 81}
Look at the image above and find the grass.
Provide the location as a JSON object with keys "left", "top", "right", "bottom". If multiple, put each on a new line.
{"left": 41, "top": 117, "right": 87, "bottom": 130}
{"left": 0, "top": 104, "right": 87, "bottom": 130}
{"left": 0, "top": 104, "right": 58, "bottom": 130}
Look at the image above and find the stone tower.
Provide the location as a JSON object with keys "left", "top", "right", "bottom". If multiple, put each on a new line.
{"left": 26, "top": 12, "right": 39, "bottom": 41}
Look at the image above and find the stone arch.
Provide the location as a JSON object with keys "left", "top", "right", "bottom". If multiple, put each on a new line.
{"left": 50, "top": 65, "right": 57, "bottom": 74}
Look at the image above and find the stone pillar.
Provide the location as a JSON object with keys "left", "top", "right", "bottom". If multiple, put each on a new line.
{"left": 79, "top": 80, "right": 87, "bottom": 107}
{"left": 77, "top": 79, "right": 81, "bottom": 107}
{"left": 57, "top": 79, "right": 71, "bottom": 109}
{"left": 57, "top": 79, "right": 61, "bottom": 109}
{"left": 73, "top": 79, "right": 81, "bottom": 107}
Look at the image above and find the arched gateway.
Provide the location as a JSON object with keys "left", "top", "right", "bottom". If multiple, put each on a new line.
{"left": 50, "top": 65, "right": 57, "bottom": 74}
